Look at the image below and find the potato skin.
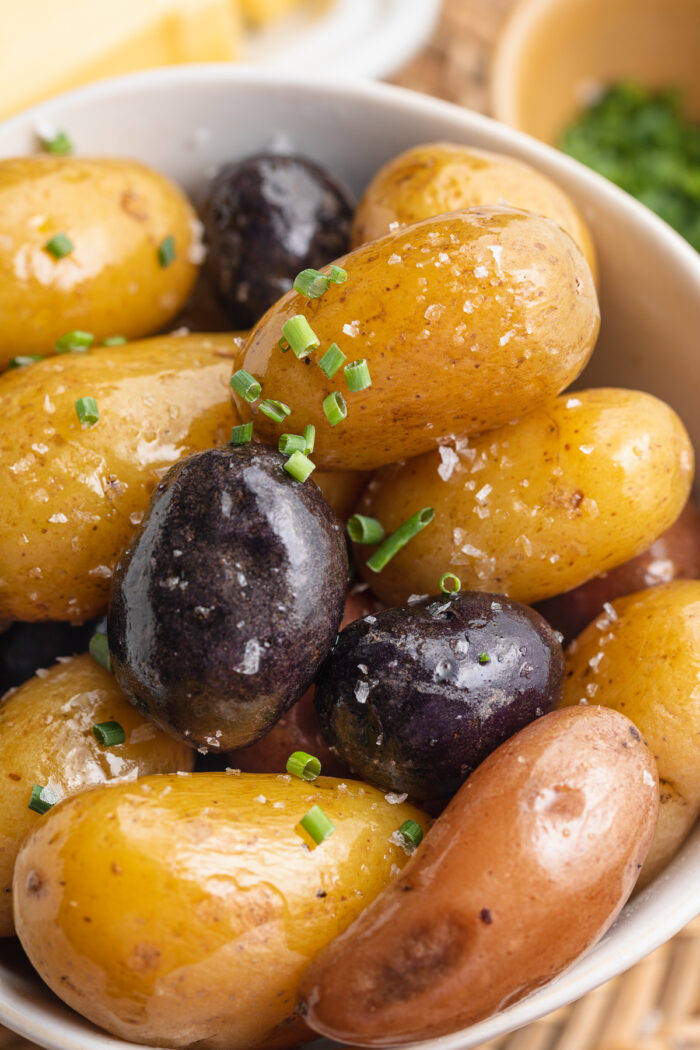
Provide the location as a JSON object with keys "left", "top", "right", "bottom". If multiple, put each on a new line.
{"left": 314, "top": 470, "right": 372, "bottom": 521}
{"left": 352, "top": 142, "right": 597, "bottom": 279}
{"left": 0, "top": 334, "right": 239, "bottom": 622}
{"left": 298, "top": 707, "right": 658, "bottom": 1045}
{"left": 234, "top": 207, "right": 599, "bottom": 471}
{"left": 0, "top": 157, "right": 199, "bottom": 365}
{"left": 0, "top": 654, "right": 192, "bottom": 937}
{"left": 13, "top": 772, "right": 424, "bottom": 1050}
{"left": 356, "top": 388, "right": 694, "bottom": 607}
{"left": 561, "top": 581, "right": 700, "bottom": 887}
{"left": 536, "top": 499, "right": 700, "bottom": 644}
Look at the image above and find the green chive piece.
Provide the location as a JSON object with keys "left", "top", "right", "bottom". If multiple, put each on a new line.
{"left": 366, "top": 507, "right": 435, "bottom": 573}
{"left": 39, "top": 129, "right": 74, "bottom": 155}
{"left": 44, "top": 232, "right": 73, "bottom": 259}
{"left": 230, "top": 422, "right": 254, "bottom": 445}
{"left": 75, "top": 396, "right": 99, "bottom": 428}
{"left": 103, "top": 335, "right": 127, "bottom": 346}
{"left": 344, "top": 358, "right": 372, "bottom": 392}
{"left": 158, "top": 235, "right": 176, "bottom": 268}
{"left": 230, "top": 369, "right": 262, "bottom": 403}
{"left": 478, "top": 652, "right": 491, "bottom": 665}
{"left": 89, "top": 631, "right": 112, "bottom": 672}
{"left": 55, "top": 330, "right": 94, "bottom": 354}
{"left": 92, "top": 721, "right": 126, "bottom": 747}
{"left": 323, "top": 390, "right": 347, "bottom": 427}
{"left": 318, "top": 343, "right": 346, "bottom": 379}
{"left": 329, "top": 265, "right": 347, "bottom": 285}
{"left": 284, "top": 450, "right": 316, "bottom": 483}
{"left": 398, "top": 819, "right": 423, "bottom": 849}
{"left": 440, "top": 572, "right": 461, "bottom": 595}
{"left": 28, "top": 784, "right": 57, "bottom": 815}
{"left": 279, "top": 337, "right": 290, "bottom": 353}
{"left": 279, "top": 433, "right": 306, "bottom": 456}
{"left": 286, "top": 750, "right": 322, "bottom": 781}
{"left": 303, "top": 424, "right": 316, "bottom": 454}
{"left": 347, "top": 514, "right": 385, "bottom": 545}
{"left": 9, "top": 355, "right": 44, "bottom": 369}
{"left": 294, "top": 268, "right": 331, "bottom": 299}
{"left": 259, "top": 399, "right": 291, "bottom": 424}
{"left": 300, "top": 804, "right": 335, "bottom": 844}
{"left": 281, "top": 315, "right": 320, "bottom": 359}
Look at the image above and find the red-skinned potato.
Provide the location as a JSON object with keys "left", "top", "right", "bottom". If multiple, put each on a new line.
{"left": 299, "top": 706, "right": 658, "bottom": 1045}
{"left": 536, "top": 500, "right": 700, "bottom": 644}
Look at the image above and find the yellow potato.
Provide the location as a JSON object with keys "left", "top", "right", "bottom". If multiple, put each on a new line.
{"left": 234, "top": 207, "right": 599, "bottom": 471}
{"left": 352, "top": 142, "right": 597, "bottom": 280}
{"left": 561, "top": 581, "right": 700, "bottom": 887}
{"left": 0, "top": 156, "right": 200, "bottom": 366}
{"left": 355, "top": 388, "right": 694, "bottom": 607}
{"left": 13, "top": 772, "right": 425, "bottom": 1050}
{"left": 0, "top": 654, "right": 192, "bottom": 937}
{"left": 0, "top": 334, "right": 240, "bottom": 622}
{"left": 315, "top": 470, "right": 371, "bottom": 521}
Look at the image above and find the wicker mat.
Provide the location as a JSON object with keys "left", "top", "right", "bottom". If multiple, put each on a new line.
{"left": 2, "top": 2, "right": 699, "bottom": 1049}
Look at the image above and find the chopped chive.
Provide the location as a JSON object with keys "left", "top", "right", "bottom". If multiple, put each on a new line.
{"left": 347, "top": 514, "right": 384, "bottom": 545}
{"left": 92, "top": 721, "right": 126, "bottom": 747}
{"left": 89, "top": 631, "right": 112, "bottom": 672}
{"left": 279, "top": 433, "right": 306, "bottom": 455}
{"left": 398, "top": 819, "right": 423, "bottom": 850}
{"left": 259, "top": 398, "right": 291, "bottom": 424}
{"left": 286, "top": 750, "right": 321, "bottom": 781}
{"left": 282, "top": 315, "right": 320, "bottom": 359}
{"left": 9, "top": 355, "right": 44, "bottom": 369}
{"left": 284, "top": 450, "right": 316, "bottom": 482}
{"left": 39, "top": 129, "right": 73, "bottom": 155}
{"left": 323, "top": 390, "right": 347, "bottom": 427}
{"left": 366, "top": 507, "right": 434, "bottom": 573}
{"left": 329, "top": 265, "right": 347, "bottom": 285}
{"left": 344, "top": 358, "right": 372, "bottom": 392}
{"left": 230, "top": 369, "right": 261, "bottom": 403}
{"left": 158, "top": 235, "right": 176, "bottom": 268}
{"left": 300, "top": 804, "right": 335, "bottom": 844}
{"left": 303, "top": 424, "right": 315, "bottom": 454}
{"left": 294, "top": 268, "right": 331, "bottom": 299}
{"left": 279, "top": 337, "right": 290, "bottom": 353}
{"left": 230, "top": 422, "right": 253, "bottom": 445}
{"left": 55, "top": 330, "right": 94, "bottom": 354}
{"left": 318, "top": 343, "right": 346, "bottom": 379}
{"left": 44, "top": 232, "right": 73, "bottom": 259}
{"left": 75, "top": 396, "right": 99, "bottom": 428}
{"left": 478, "top": 652, "right": 491, "bottom": 665}
{"left": 103, "top": 335, "right": 127, "bottom": 346}
{"left": 440, "top": 572, "right": 461, "bottom": 595}
{"left": 28, "top": 784, "right": 57, "bottom": 815}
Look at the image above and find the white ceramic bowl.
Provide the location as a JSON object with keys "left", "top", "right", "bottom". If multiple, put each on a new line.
{"left": 1, "top": 66, "right": 700, "bottom": 1050}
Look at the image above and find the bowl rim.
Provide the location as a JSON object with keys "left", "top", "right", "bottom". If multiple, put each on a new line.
{"left": 1, "top": 61, "right": 700, "bottom": 1050}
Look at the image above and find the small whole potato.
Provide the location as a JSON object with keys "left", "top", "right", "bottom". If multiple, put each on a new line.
{"left": 0, "top": 654, "right": 192, "bottom": 937}
{"left": 13, "top": 772, "right": 425, "bottom": 1050}
{"left": 0, "top": 156, "right": 199, "bottom": 365}
{"left": 315, "top": 469, "right": 372, "bottom": 521}
{"left": 536, "top": 499, "right": 700, "bottom": 644}
{"left": 0, "top": 334, "right": 240, "bottom": 622}
{"left": 561, "top": 581, "right": 700, "bottom": 886}
{"left": 355, "top": 388, "right": 694, "bottom": 607}
{"left": 298, "top": 706, "right": 658, "bottom": 1045}
{"left": 233, "top": 207, "right": 599, "bottom": 470}
{"left": 352, "top": 142, "right": 597, "bottom": 279}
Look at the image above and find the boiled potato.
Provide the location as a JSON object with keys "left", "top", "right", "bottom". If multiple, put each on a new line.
{"left": 561, "top": 581, "right": 700, "bottom": 887}
{"left": 315, "top": 469, "right": 372, "bottom": 521}
{"left": 0, "top": 334, "right": 240, "bottom": 622}
{"left": 356, "top": 388, "right": 693, "bottom": 607}
{"left": 0, "top": 654, "right": 192, "bottom": 937}
{"left": 352, "top": 142, "right": 597, "bottom": 280}
{"left": 299, "top": 706, "right": 658, "bottom": 1045}
{"left": 13, "top": 772, "right": 425, "bottom": 1050}
{"left": 0, "top": 156, "right": 200, "bottom": 365}
{"left": 234, "top": 207, "right": 599, "bottom": 471}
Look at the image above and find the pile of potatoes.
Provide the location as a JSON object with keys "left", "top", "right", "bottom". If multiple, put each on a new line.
{"left": 0, "top": 141, "right": 698, "bottom": 1050}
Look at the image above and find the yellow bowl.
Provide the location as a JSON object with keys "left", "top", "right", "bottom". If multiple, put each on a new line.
{"left": 491, "top": 0, "right": 700, "bottom": 143}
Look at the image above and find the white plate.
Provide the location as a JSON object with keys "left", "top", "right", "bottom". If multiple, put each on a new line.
{"left": 1, "top": 65, "right": 699, "bottom": 1050}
